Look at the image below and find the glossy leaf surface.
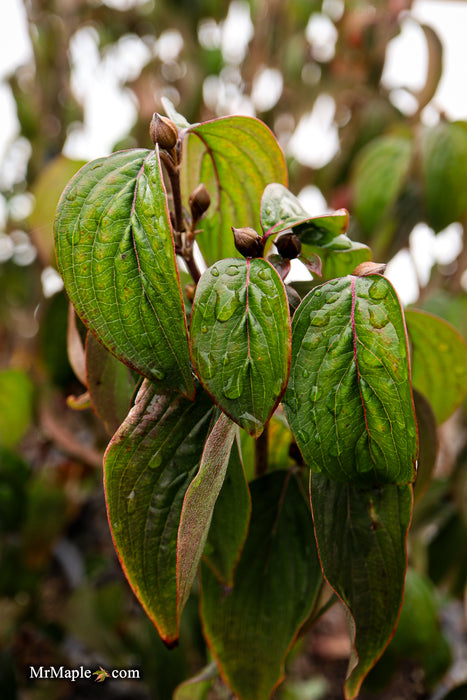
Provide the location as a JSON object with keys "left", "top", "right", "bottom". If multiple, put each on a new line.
{"left": 261, "top": 183, "right": 349, "bottom": 241}
{"left": 177, "top": 413, "right": 237, "bottom": 614}
{"left": 104, "top": 379, "right": 214, "bottom": 646}
{"left": 283, "top": 275, "right": 417, "bottom": 485}
{"left": 260, "top": 183, "right": 370, "bottom": 278}
{"left": 190, "top": 258, "right": 291, "bottom": 437}
{"left": 201, "top": 471, "right": 322, "bottom": 700}
{"left": 85, "top": 333, "right": 136, "bottom": 435}
{"left": 203, "top": 436, "right": 251, "bottom": 586}
{"left": 405, "top": 308, "right": 467, "bottom": 424}
{"left": 181, "top": 117, "right": 287, "bottom": 264}
{"left": 310, "top": 474, "right": 412, "bottom": 699}
{"left": 55, "top": 148, "right": 194, "bottom": 397}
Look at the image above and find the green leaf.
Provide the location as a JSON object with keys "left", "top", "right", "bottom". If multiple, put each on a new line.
{"left": 85, "top": 333, "right": 136, "bottom": 435}
{"left": 405, "top": 308, "right": 467, "bottom": 424}
{"left": 201, "top": 471, "right": 322, "bottom": 700}
{"left": 283, "top": 275, "right": 417, "bottom": 485}
{"left": 29, "top": 155, "right": 86, "bottom": 264}
{"left": 104, "top": 379, "right": 214, "bottom": 646}
{"left": 177, "top": 413, "right": 237, "bottom": 615}
{"left": 181, "top": 116, "right": 288, "bottom": 264}
{"left": 261, "top": 183, "right": 349, "bottom": 242}
{"left": 421, "top": 120, "right": 467, "bottom": 232}
{"left": 259, "top": 183, "right": 370, "bottom": 278}
{"left": 190, "top": 258, "right": 291, "bottom": 437}
{"left": 413, "top": 390, "right": 438, "bottom": 501}
{"left": 203, "top": 436, "right": 251, "bottom": 585}
{"left": 352, "top": 136, "right": 413, "bottom": 236}
{"left": 301, "top": 238, "right": 371, "bottom": 281}
{"left": 54, "top": 148, "right": 194, "bottom": 398}
{"left": 310, "top": 474, "right": 413, "bottom": 699}
{"left": 173, "top": 662, "right": 218, "bottom": 700}
{"left": 0, "top": 369, "right": 34, "bottom": 449}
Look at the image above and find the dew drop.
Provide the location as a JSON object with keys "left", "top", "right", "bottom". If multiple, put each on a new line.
{"left": 216, "top": 289, "right": 239, "bottom": 322}
{"left": 258, "top": 268, "right": 270, "bottom": 281}
{"left": 359, "top": 347, "right": 384, "bottom": 369}
{"left": 309, "top": 385, "right": 322, "bottom": 401}
{"left": 90, "top": 162, "right": 102, "bottom": 171}
{"left": 150, "top": 453, "right": 163, "bottom": 470}
{"left": 223, "top": 360, "right": 248, "bottom": 400}
{"left": 302, "top": 333, "right": 321, "bottom": 350}
{"left": 310, "top": 311, "right": 329, "bottom": 327}
{"left": 211, "top": 266, "right": 219, "bottom": 277}
{"left": 201, "top": 325, "right": 208, "bottom": 334}
{"left": 368, "top": 278, "right": 388, "bottom": 300}
{"left": 152, "top": 368, "right": 166, "bottom": 381}
{"left": 67, "top": 192, "right": 76, "bottom": 203}
{"left": 297, "top": 429, "right": 309, "bottom": 443}
{"left": 326, "top": 293, "right": 341, "bottom": 305}
{"left": 226, "top": 265, "right": 239, "bottom": 276}
{"left": 368, "top": 307, "right": 389, "bottom": 329}
{"left": 407, "top": 423, "right": 416, "bottom": 439}
{"left": 303, "top": 368, "right": 309, "bottom": 378}
{"left": 314, "top": 289, "right": 322, "bottom": 297}
{"left": 127, "top": 490, "right": 136, "bottom": 514}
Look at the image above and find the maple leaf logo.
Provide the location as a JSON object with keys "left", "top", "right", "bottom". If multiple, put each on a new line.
{"left": 93, "top": 666, "right": 109, "bottom": 682}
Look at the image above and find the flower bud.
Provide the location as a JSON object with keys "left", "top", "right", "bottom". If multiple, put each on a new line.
{"left": 189, "top": 184, "right": 211, "bottom": 222}
{"left": 149, "top": 113, "right": 178, "bottom": 150}
{"left": 352, "top": 261, "right": 386, "bottom": 277}
{"left": 232, "top": 227, "right": 264, "bottom": 258}
{"left": 275, "top": 232, "right": 302, "bottom": 259}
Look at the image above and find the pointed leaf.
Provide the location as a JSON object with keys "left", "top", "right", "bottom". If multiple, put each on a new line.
{"left": 173, "top": 662, "right": 218, "bottom": 700}
{"left": 201, "top": 471, "right": 322, "bottom": 700}
{"left": 85, "top": 333, "right": 136, "bottom": 435}
{"left": 283, "top": 275, "right": 417, "bottom": 485}
{"left": 181, "top": 116, "right": 287, "bottom": 264}
{"left": 104, "top": 379, "right": 214, "bottom": 646}
{"left": 405, "top": 308, "right": 467, "bottom": 424}
{"left": 55, "top": 148, "right": 194, "bottom": 397}
{"left": 203, "top": 436, "right": 251, "bottom": 585}
{"left": 261, "top": 183, "right": 349, "bottom": 242}
{"left": 190, "top": 258, "right": 291, "bottom": 437}
{"left": 310, "top": 474, "right": 413, "bottom": 699}
{"left": 177, "top": 413, "right": 237, "bottom": 615}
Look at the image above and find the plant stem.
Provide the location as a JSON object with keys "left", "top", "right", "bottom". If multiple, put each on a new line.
{"left": 255, "top": 424, "right": 269, "bottom": 477}
{"left": 160, "top": 148, "right": 202, "bottom": 285}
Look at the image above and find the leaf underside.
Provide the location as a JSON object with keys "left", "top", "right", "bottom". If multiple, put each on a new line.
{"left": 190, "top": 257, "right": 291, "bottom": 437}
{"left": 310, "top": 474, "right": 413, "bottom": 699}
{"left": 55, "top": 148, "right": 194, "bottom": 398}
{"left": 104, "top": 379, "right": 214, "bottom": 646}
{"left": 283, "top": 274, "right": 417, "bottom": 485}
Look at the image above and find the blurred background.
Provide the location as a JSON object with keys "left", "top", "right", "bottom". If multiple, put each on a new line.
{"left": 0, "top": 0, "right": 467, "bottom": 698}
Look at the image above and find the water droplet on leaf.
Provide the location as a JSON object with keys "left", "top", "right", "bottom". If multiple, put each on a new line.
{"left": 368, "top": 278, "right": 388, "bottom": 300}
{"left": 211, "top": 266, "right": 219, "bottom": 277}
{"left": 297, "top": 429, "right": 309, "bottom": 443}
{"left": 226, "top": 265, "right": 239, "bottom": 276}
{"left": 309, "top": 385, "right": 322, "bottom": 401}
{"left": 152, "top": 368, "right": 166, "bottom": 381}
{"left": 310, "top": 311, "right": 329, "bottom": 327}
{"left": 368, "top": 307, "right": 389, "bottom": 329}
{"left": 216, "top": 288, "right": 239, "bottom": 322}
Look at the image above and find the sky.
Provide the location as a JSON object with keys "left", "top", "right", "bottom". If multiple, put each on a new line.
{"left": 0, "top": 0, "right": 466, "bottom": 302}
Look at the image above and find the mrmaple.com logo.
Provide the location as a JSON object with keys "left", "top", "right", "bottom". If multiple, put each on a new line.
{"left": 29, "top": 665, "right": 140, "bottom": 682}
